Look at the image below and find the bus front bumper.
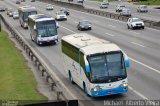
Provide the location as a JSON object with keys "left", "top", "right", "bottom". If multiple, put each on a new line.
{"left": 91, "top": 86, "right": 128, "bottom": 97}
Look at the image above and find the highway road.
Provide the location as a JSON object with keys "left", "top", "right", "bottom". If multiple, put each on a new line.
{"left": 61, "top": 0, "right": 160, "bottom": 22}
{"left": 1, "top": 0, "right": 160, "bottom": 105}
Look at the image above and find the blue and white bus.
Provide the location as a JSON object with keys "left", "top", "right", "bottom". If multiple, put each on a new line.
{"left": 61, "top": 33, "right": 130, "bottom": 97}
{"left": 28, "top": 14, "right": 58, "bottom": 45}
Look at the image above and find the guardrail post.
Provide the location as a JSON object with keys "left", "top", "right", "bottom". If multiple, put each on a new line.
{"left": 51, "top": 82, "right": 56, "bottom": 91}
{"left": 42, "top": 69, "right": 45, "bottom": 76}
{"left": 57, "top": 91, "right": 62, "bottom": 101}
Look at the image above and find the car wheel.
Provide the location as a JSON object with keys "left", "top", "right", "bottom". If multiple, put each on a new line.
{"left": 131, "top": 25, "right": 134, "bottom": 30}
{"left": 127, "top": 25, "right": 130, "bottom": 29}
{"left": 142, "top": 26, "right": 144, "bottom": 29}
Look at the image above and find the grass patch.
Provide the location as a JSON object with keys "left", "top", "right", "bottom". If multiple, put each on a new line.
{"left": 138, "top": 0, "right": 160, "bottom": 5}
{"left": 0, "top": 30, "right": 47, "bottom": 102}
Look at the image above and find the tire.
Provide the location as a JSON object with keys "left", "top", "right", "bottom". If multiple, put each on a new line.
{"left": 30, "top": 34, "right": 34, "bottom": 41}
{"left": 69, "top": 71, "right": 74, "bottom": 84}
{"left": 142, "top": 26, "right": 144, "bottom": 29}
{"left": 127, "top": 25, "right": 130, "bottom": 29}
{"left": 131, "top": 25, "right": 134, "bottom": 30}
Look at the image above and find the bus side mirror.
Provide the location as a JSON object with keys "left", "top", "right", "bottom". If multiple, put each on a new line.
{"left": 85, "top": 65, "right": 90, "bottom": 73}
{"left": 34, "top": 25, "right": 36, "bottom": 30}
{"left": 124, "top": 54, "right": 130, "bottom": 68}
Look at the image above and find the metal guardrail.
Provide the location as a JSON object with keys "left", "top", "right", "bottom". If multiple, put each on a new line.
{"left": 0, "top": 14, "right": 77, "bottom": 104}
{"left": 39, "top": 0, "right": 160, "bottom": 30}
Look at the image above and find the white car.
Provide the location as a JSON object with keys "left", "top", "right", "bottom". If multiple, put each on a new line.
{"left": 116, "top": 4, "right": 125, "bottom": 12}
{"left": 127, "top": 18, "right": 144, "bottom": 29}
{"left": 46, "top": 4, "right": 53, "bottom": 10}
{"left": 137, "top": 5, "right": 148, "bottom": 12}
{"left": 99, "top": 2, "right": 109, "bottom": 9}
{"left": 120, "top": 8, "right": 131, "bottom": 17}
{"left": 13, "top": 11, "right": 19, "bottom": 19}
{"left": 55, "top": 12, "right": 67, "bottom": 20}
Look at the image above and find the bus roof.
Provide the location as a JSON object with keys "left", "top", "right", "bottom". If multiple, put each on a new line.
{"left": 62, "top": 33, "right": 121, "bottom": 55}
{"left": 18, "top": 5, "right": 37, "bottom": 12}
{"left": 29, "top": 14, "right": 54, "bottom": 22}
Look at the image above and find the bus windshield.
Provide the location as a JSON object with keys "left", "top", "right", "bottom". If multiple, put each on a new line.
{"left": 88, "top": 51, "right": 126, "bottom": 83}
{"left": 36, "top": 20, "right": 57, "bottom": 37}
{"left": 23, "top": 11, "right": 37, "bottom": 21}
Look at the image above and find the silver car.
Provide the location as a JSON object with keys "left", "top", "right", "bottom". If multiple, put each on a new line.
{"left": 99, "top": 2, "right": 109, "bottom": 9}
{"left": 13, "top": 11, "right": 19, "bottom": 19}
{"left": 120, "top": 8, "right": 131, "bottom": 17}
{"left": 137, "top": 5, "right": 148, "bottom": 12}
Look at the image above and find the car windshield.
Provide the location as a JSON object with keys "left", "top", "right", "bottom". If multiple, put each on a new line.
{"left": 57, "top": 12, "right": 65, "bottom": 15}
{"left": 120, "top": 5, "right": 125, "bottom": 7}
{"left": 87, "top": 51, "right": 126, "bottom": 83}
{"left": 132, "top": 18, "right": 142, "bottom": 22}
{"left": 23, "top": 11, "right": 37, "bottom": 21}
{"left": 13, "top": 12, "right": 18, "bottom": 15}
{"left": 80, "top": 21, "right": 90, "bottom": 25}
{"left": 36, "top": 20, "right": 57, "bottom": 37}
{"left": 47, "top": 4, "right": 52, "bottom": 7}
{"left": 141, "top": 6, "right": 147, "bottom": 8}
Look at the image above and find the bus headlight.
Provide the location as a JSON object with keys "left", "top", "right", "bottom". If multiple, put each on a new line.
{"left": 91, "top": 87, "right": 102, "bottom": 92}
{"left": 120, "top": 83, "right": 128, "bottom": 87}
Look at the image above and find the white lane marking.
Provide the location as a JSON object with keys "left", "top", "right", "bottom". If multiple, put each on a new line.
{"left": 59, "top": 25, "right": 76, "bottom": 33}
{"left": 129, "top": 30, "right": 140, "bottom": 35}
{"left": 131, "top": 42, "right": 145, "bottom": 48}
{"left": 129, "top": 86, "right": 148, "bottom": 100}
{"left": 105, "top": 32, "right": 115, "bottom": 36}
{"left": 130, "top": 57, "right": 160, "bottom": 74}
{"left": 108, "top": 25, "right": 116, "bottom": 28}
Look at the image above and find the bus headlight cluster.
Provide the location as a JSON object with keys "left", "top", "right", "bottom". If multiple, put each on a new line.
{"left": 91, "top": 87, "right": 102, "bottom": 92}
{"left": 119, "top": 83, "right": 128, "bottom": 87}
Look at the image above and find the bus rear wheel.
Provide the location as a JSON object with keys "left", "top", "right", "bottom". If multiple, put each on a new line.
{"left": 69, "top": 71, "right": 74, "bottom": 84}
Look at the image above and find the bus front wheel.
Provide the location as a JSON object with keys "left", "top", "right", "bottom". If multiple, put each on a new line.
{"left": 83, "top": 82, "right": 90, "bottom": 97}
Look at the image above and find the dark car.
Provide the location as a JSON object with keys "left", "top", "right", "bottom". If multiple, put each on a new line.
{"left": 77, "top": 20, "right": 92, "bottom": 31}
{"left": 31, "top": 0, "right": 35, "bottom": 2}
{"left": 0, "top": 5, "right": 5, "bottom": 12}
{"left": 16, "top": 0, "right": 20, "bottom": 4}
{"left": 60, "top": 8, "right": 69, "bottom": 16}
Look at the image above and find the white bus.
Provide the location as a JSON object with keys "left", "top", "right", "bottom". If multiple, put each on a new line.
{"left": 28, "top": 14, "right": 58, "bottom": 45}
{"left": 18, "top": 6, "right": 37, "bottom": 29}
{"left": 61, "top": 33, "right": 130, "bottom": 97}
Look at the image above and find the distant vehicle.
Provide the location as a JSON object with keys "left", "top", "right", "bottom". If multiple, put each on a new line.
{"left": 28, "top": 14, "right": 58, "bottom": 45}
{"left": 13, "top": 11, "right": 19, "bottom": 19}
{"left": 77, "top": 0, "right": 84, "bottom": 3}
{"left": 21, "top": 0, "right": 25, "bottom": 2}
{"left": 16, "top": 0, "right": 20, "bottom": 4}
{"left": 137, "top": 5, "right": 148, "bottom": 12}
{"left": 120, "top": 8, "right": 131, "bottom": 17}
{"left": 31, "top": 0, "right": 35, "bottom": 2}
{"left": 77, "top": 20, "right": 92, "bottom": 31}
{"left": 60, "top": 8, "right": 69, "bottom": 16}
{"left": 46, "top": 4, "right": 53, "bottom": 10}
{"left": 61, "top": 33, "right": 130, "bottom": 97}
{"left": 116, "top": 4, "right": 125, "bottom": 12}
{"left": 18, "top": 6, "right": 37, "bottom": 29}
{"left": 6, "top": 8, "right": 12, "bottom": 15}
{"left": 127, "top": 18, "right": 144, "bottom": 29}
{"left": 99, "top": 2, "right": 109, "bottom": 9}
{"left": 55, "top": 12, "right": 67, "bottom": 21}
{"left": 0, "top": 5, "right": 5, "bottom": 12}
{"left": 8, "top": 10, "right": 13, "bottom": 17}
